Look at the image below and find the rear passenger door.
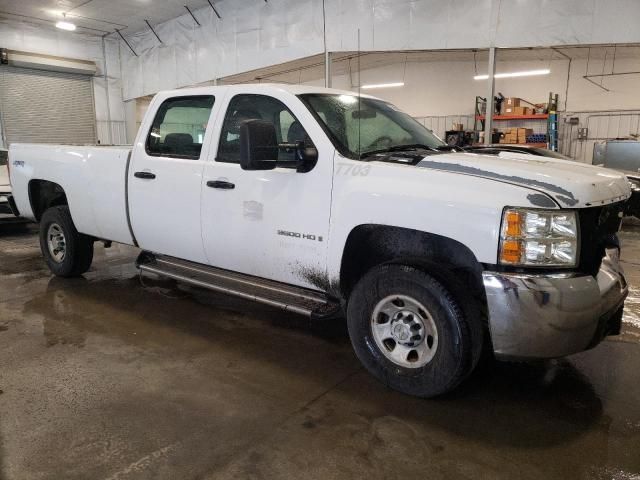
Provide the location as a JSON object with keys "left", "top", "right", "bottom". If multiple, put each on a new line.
{"left": 128, "top": 95, "right": 217, "bottom": 264}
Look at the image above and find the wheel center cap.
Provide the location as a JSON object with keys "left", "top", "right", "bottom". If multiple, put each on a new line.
{"left": 390, "top": 309, "right": 425, "bottom": 346}
{"left": 391, "top": 322, "right": 410, "bottom": 342}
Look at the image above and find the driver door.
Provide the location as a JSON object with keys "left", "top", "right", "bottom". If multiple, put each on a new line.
{"left": 201, "top": 92, "right": 334, "bottom": 289}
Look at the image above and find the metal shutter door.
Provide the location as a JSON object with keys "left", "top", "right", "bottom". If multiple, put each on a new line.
{"left": 0, "top": 66, "right": 96, "bottom": 145}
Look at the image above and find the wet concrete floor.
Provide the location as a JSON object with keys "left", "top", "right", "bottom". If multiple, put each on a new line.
{"left": 1, "top": 221, "right": 640, "bottom": 480}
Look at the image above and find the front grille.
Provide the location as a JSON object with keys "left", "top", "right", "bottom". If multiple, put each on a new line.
{"left": 578, "top": 202, "right": 625, "bottom": 275}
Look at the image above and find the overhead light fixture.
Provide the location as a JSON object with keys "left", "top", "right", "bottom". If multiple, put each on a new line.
{"left": 361, "top": 82, "right": 405, "bottom": 90}
{"left": 474, "top": 69, "right": 550, "bottom": 80}
{"left": 56, "top": 13, "right": 76, "bottom": 31}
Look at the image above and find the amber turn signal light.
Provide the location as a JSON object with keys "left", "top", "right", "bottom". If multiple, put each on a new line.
{"left": 504, "top": 210, "right": 522, "bottom": 237}
{"left": 500, "top": 240, "right": 522, "bottom": 264}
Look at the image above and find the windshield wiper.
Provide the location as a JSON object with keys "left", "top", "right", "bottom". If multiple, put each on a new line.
{"left": 359, "top": 144, "right": 434, "bottom": 159}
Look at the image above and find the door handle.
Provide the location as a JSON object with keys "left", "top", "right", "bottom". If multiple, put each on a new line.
{"left": 134, "top": 171, "right": 156, "bottom": 180}
{"left": 207, "top": 180, "right": 235, "bottom": 189}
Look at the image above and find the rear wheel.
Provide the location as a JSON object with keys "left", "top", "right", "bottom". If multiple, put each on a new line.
{"left": 39, "top": 206, "right": 93, "bottom": 277}
{"left": 347, "top": 264, "right": 478, "bottom": 398}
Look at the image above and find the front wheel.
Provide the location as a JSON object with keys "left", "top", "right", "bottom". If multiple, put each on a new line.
{"left": 39, "top": 206, "right": 94, "bottom": 277}
{"left": 346, "top": 264, "right": 478, "bottom": 398}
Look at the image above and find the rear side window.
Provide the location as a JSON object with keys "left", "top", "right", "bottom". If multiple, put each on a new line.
{"left": 146, "top": 95, "right": 215, "bottom": 159}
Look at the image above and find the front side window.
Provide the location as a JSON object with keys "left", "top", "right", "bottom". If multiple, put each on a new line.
{"left": 146, "top": 95, "right": 215, "bottom": 159}
{"left": 299, "top": 93, "right": 444, "bottom": 159}
{"left": 216, "top": 94, "right": 314, "bottom": 164}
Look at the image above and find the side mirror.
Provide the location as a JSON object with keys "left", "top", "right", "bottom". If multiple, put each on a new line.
{"left": 239, "top": 119, "right": 278, "bottom": 170}
{"left": 295, "top": 145, "right": 318, "bottom": 173}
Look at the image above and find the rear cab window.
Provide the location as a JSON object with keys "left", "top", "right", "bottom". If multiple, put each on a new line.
{"left": 146, "top": 95, "right": 215, "bottom": 159}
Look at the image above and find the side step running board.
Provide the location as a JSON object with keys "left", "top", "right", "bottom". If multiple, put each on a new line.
{"left": 136, "top": 252, "right": 342, "bottom": 319}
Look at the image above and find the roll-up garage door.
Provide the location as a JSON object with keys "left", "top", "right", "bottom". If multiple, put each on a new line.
{"left": 0, "top": 66, "right": 96, "bottom": 145}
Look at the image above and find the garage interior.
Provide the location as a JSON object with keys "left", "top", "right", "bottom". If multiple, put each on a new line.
{"left": 1, "top": 1, "right": 640, "bottom": 479}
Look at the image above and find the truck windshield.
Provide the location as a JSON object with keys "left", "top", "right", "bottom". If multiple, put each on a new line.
{"left": 298, "top": 93, "right": 445, "bottom": 159}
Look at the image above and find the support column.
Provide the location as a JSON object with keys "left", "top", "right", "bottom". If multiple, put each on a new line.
{"left": 324, "top": 51, "right": 332, "bottom": 88}
{"left": 484, "top": 46, "right": 497, "bottom": 145}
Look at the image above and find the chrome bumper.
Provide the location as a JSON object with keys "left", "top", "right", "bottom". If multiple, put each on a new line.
{"left": 483, "top": 248, "right": 628, "bottom": 359}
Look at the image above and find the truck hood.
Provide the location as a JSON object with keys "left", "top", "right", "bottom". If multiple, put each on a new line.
{"left": 414, "top": 152, "right": 631, "bottom": 208}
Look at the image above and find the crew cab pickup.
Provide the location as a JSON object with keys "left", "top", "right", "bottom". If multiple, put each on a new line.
{"left": 8, "top": 84, "right": 631, "bottom": 397}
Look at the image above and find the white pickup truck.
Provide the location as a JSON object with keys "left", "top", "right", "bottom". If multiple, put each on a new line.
{"left": 8, "top": 84, "right": 632, "bottom": 397}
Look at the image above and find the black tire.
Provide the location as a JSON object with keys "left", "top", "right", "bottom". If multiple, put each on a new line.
{"left": 39, "top": 206, "right": 93, "bottom": 277}
{"left": 347, "top": 264, "right": 479, "bottom": 398}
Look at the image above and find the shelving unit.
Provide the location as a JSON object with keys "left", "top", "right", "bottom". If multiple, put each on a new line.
{"left": 472, "top": 142, "right": 547, "bottom": 148}
{"left": 473, "top": 94, "right": 559, "bottom": 148}
{"left": 476, "top": 114, "right": 549, "bottom": 121}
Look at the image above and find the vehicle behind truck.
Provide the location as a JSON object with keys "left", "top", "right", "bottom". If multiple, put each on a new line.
{"left": 8, "top": 84, "right": 632, "bottom": 398}
{"left": 0, "top": 148, "right": 11, "bottom": 214}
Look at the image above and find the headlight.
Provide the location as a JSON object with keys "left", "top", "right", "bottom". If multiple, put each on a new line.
{"left": 628, "top": 178, "right": 640, "bottom": 192}
{"left": 499, "top": 208, "right": 578, "bottom": 267}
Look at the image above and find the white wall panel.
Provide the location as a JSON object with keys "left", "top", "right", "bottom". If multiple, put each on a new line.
{"left": 117, "top": 0, "right": 640, "bottom": 100}
{"left": 141, "top": 47, "right": 160, "bottom": 97}
{"left": 193, "top": 9, "right": 219, "bottom": 84}
{"left": 374, "top": 0, "right": 412, "bottom": 50}
{"left": 448, "top": 0, "right": 495, "bottom": 48}
{"left": 175, "top": 17, "right": 197, "bottom": 88}
{"left": 408, "top": 0, "right": 448, "bottom": 49}
{"left": 591, "top": 0, "right": 640, "bottom": 44}
{"left": 120, "top": 0, "right": 325, "bottom": 100}
{"left": 325, "top": 0, "right": 375, "bottom": 51}
{"left": 495, "top": 0, "right": 595, "bottom": 47}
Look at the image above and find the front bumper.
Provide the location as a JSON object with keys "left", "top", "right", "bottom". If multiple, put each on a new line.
{"left": 0, "top": 194, "right": 10, "bottom": 214}
{"left": 0, "top": 193, "right": 17, "bottom": 215}
{"left": 483, "top": 248, "right": 628, "bottom": 359}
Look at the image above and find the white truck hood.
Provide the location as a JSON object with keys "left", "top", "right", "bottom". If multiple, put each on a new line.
{"left": 416, "top": 152, "right": 631, "bottom": 208}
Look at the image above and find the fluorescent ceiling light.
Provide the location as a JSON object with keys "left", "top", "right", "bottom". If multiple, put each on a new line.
{"left": 361, "top": 82, "right": 404, "bottom": 90}
{"left": 338, "top": 94, "right": 358, "bottom": 104}
{"left": 474, "top": 69, "right": 550, "bottom": 80}
{"left": 56, "top": 20, "right": 76, "bottom": 31}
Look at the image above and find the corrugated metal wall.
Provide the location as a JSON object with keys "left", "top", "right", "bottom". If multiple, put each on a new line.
{"left": 0, "top": 66, "right": 96, "bottom": 145}
{"left": 559, "top": 111, "right": 640, "bottom": 164}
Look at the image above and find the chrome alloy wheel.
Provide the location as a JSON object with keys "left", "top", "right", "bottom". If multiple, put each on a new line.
{"left": 47, "top": 223, "right": 67, "bottom": 263}
{"left": 371, "top": 294, "right": 438, "bottom": 368}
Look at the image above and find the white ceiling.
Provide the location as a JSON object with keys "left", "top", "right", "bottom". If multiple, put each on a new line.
{"left": 0, "top": 0, "right": 211, "bottom": 35}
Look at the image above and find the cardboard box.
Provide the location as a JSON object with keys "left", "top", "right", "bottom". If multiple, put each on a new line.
{"left": 517, "top": 128, "right": 534, "bottom": 137}
{"left": 505, "top": 97, "right": 521, "bottom": 107}
{"left": 504, "top": 106, "right": 529, "bottom": 115}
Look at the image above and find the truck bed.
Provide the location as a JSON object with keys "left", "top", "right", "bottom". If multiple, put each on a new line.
{"left": 9, "top": 143, "right": 135, "bottom": 244}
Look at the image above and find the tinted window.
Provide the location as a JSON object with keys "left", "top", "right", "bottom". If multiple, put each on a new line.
{"left": 146, "top": 96, "right": 215, "bottom": 159}
{"left": 216, "top": 94, "right": 314, "bottom": 164}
